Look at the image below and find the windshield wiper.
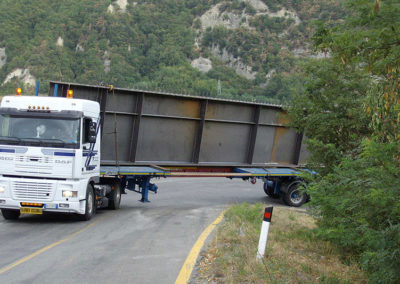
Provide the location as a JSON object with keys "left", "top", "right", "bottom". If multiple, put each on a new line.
{"left": 20, "top": 138, "right": 43, "bottom": 146}
{"left": 41, "top": 138, "right": 66, "bottom": 147}
{"left": 0, "top": 136, "right": 22, "bottom": 145}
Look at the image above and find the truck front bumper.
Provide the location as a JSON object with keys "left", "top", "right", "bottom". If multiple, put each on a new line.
{"left": 0, "top": 198, "right": 85, "bottom": 214}
{"left": 0, "top": 176, "right": 87, "bottom": 215}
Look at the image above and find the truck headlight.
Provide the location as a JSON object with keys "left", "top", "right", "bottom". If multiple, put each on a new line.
{"left": 62, "top": 190, "right": 78, "bottom": 198}
{"left": 0, "top": 186, "right": 5, "bottom": 194}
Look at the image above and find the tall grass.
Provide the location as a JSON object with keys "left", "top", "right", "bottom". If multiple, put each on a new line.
{"left": 194, "top": 203, "right": 366, "bottom": 283}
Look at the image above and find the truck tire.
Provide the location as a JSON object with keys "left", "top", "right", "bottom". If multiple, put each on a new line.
{"left": 282, "top": 181, "right": 307, "bottom": 207}
{"left": 1, "top": 209, "right": 20, "bottom": 220}
{"left": 263, "top": 182, "right": 280, "bottom": 199}
{"left": 77, "top": 184, "right": 95, "bottom": 221}
{"left": 108, "top": 181, "right": 121, "bottom": 210}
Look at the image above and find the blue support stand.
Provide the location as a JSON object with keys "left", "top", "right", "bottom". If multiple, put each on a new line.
{"left": 53, "top": 84, "right": 58, "bottom": 97}
{"left": 125, "top": 176, "right": 158, "bottom": 203}
{"left": 35, "top": 81, "right": 40, "bottom": 96}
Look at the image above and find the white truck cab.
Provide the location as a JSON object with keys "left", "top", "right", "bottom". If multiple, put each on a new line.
{"left": 0, "top": 95, "right": 103, "bottom": 220}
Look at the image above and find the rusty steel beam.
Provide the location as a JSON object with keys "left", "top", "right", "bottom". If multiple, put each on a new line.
{"left": 49, "top": 81, "right": 309, "bottom": 167}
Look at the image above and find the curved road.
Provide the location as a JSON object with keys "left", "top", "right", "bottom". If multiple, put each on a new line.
{"left": 0, "top": 178, "right": 283, "bottom": 284}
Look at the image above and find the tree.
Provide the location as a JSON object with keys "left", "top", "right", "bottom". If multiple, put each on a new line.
{"left": 288, "top": 0, "right": 400, "bottom": 281}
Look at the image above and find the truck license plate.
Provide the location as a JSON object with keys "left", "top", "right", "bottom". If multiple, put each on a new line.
{"left": 20, "top": 207, "right": 43, "bottom": 215}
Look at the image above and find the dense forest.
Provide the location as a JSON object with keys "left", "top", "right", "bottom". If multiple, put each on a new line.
{"left": 0, "top": 0, "right": 343, "bottom": 102}
{"left": 287, "top": 0, "right": 400, "bottom": 282}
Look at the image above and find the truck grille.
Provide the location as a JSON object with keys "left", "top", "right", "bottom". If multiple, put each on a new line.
{"left": 15, "top": 156, "right": 53, "bottom": 163}
{"left": 12, "top": 181, "right": 53, "bottom": 201}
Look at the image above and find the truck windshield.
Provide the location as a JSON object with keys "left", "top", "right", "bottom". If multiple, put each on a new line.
{"left": 0, "top": 114, "right": 80, "bottom": 149}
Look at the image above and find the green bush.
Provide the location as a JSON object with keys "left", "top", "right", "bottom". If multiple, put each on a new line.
{"left": 308, "top": 140, "right": 400, "bottom": 283}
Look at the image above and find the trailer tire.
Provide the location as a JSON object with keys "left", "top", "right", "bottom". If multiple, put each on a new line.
{"left": 263, "top": 182, "right": 279, "bottom": 199}
{"left": 108, "top": 181, "right": 121, "bottom": 210}
{"left": 77, "top": 184, "right": 95, "bottom": 221}
{"left": 282, "top": 181, "right": 307, "bottom": 207}
{"left": 1, "top": 209, "right": 20, "bottom": 220}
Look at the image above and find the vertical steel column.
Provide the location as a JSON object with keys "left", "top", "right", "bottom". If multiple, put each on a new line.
{"left": 98, "top": 88, "right": 108, "bottom": 137}
{"left": 247, "top": 105, "right": 261, "bottom": 164}
{"left": 35, "top": 81, "right": 40, "bottom": 96}
{"left": 292, "top": 132, "right": 304, "bottom": 165}
{"left": 192, "top": 99, "right": 207, "bottom": 163}
{"left": 129, "top": 92, "right": 144, "bottom": 162}
{"left": 53, "top": 84, "right": 58, "bottom": 97}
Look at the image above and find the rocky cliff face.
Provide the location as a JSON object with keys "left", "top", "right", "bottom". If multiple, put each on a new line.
{"left": 189, "top": 0, "right": 334, "bottom": 84}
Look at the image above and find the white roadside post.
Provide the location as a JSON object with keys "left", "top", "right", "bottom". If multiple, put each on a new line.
{"left": 256, "top": 206, "right": 273, "bottom": 261}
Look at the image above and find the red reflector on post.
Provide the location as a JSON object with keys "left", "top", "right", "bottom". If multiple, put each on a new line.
{"left": 263, "top": 207, "right": 273, "bottom": 222}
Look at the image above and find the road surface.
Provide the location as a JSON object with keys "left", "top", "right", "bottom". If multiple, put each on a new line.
{"left": 0, "top": 178, "right": 283, "bottom": 284}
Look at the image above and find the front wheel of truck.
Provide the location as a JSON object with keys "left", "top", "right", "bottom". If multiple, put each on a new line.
{"left": 77, "top": 184, "right": 96, "bottom": 221}
{"left": 108, "top": 181, "right": 121, "bottom": 210}
{"left": 1, "top": 209, "right": 20, "bottom": 220}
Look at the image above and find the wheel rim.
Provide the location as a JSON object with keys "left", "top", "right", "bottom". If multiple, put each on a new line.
{"left": 290, "top": 189, "right": 303, "bottom": 205}
{"left": 116, "top": 188, "right": 121, "bottom": 204}
{"left": 87, "top": 191, "right": 93, "bottom": 214}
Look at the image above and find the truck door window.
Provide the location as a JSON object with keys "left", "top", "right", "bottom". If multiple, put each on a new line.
{"left": 83, "top": 118, "right": 92, "bottom": 144}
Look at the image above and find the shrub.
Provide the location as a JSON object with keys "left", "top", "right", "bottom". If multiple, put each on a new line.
{"left": 308, "top": 139, "right": 400, "bottom": 283}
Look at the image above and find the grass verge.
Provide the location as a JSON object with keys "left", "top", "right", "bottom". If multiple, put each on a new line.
{"left": 193, "top": 203, "right": 367, "bottom": 283}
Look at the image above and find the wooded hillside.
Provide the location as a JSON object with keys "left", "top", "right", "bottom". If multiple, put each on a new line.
{"left": 0, "top": 0, "right": 343, "bottom": 102}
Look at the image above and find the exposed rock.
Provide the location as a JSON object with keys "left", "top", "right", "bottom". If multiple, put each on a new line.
{"left": 56, "top": 36, "right": 64, "bottom": 47}
{"left": 211, "top": 45, "right": 257, "bottom": 80}
{"left": 310, "top": 51, "right": 330, "bottom": 59}
{"left": 292, "top": 47, "right": 330, "bottom": 59}
{"left": 194, "top": 36, "right": 201, "bottom": 49}
{"left": 264, "top": 7, "right": 301, "bottom": 25}
{"left": 292, "top": 47, "right": 309, "bottom": 57}
{"left": 104, "top": 59, "right": 111, "bottom": 73}
{"left": 191, "top": 57, "right": 212, "bottom": 73}
{"left": 198, "top": 1, "right": 300, "bottom": 31}
{"left": 260, "top": 68, "right": 276, "bottom": 87}
{"left": 114, "top": 0, "right": 128, "bottom": 12}
{"left": 107, "top": 4, "right": 115, "bottom": 14}
{"left": 3, "top": 68, "right": 36, "bottom": 86}
{"left": 195, "top": 1, "right": 301, "bottom": 80}
{"left": 108, "top": 0, "right": 131, "bottom": 13}
{"left": 247, "top": 0, "right": 268, "bottom": 11}
{"left": 76, "top": 44, "right": 84, "bottom": 52}
{"left": 200, "top": 4, "right": 249, "bottom": 30}
{"left": 266, "top": 68, "right": 276, "bottom": 80}
{"left": 104, "top": 51, "right": 110, "bottom": 73}
{"left": 0, "top": 48, "right": 6, "bottom": 69}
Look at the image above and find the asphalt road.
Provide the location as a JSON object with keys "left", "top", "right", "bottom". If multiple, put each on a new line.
{"left": 0, "top": 178, "right": 283, "bottom": 284}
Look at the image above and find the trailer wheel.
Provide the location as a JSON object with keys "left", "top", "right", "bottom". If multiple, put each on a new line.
{"left": 108, "top": 181, "right": 121, "bottom": 210}
{"left": 77, "top": 184, "right": 95, "bottom": 221}
{"left": 283, "top": 181, "right": 307, "bottom": 207}
{"left": 1, "top": 209, "right": 20, "bottom": 220}
{"left": 263, "top": 182, "right": 279, "bottom": 199}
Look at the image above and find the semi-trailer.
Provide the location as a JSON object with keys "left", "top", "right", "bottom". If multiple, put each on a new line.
{"left": 0, "top": 82, "right": 310, "bottom": 221}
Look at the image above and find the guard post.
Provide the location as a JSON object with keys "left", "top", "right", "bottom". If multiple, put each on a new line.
{"left": 256, "top": 206, "right": 273, "bottom": 261}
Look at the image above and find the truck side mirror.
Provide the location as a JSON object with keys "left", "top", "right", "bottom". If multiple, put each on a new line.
{"left": 87, "top": 121, "right": 97, "bottom": 143}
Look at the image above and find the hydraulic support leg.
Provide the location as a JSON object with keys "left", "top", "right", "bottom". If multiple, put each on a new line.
{"left": 125, "top": 176, "right": 158, "bottom": 203}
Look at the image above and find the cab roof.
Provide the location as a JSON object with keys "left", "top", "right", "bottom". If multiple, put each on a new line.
{"left": 0, "top": 96, "right": 99, "bottom": 115}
